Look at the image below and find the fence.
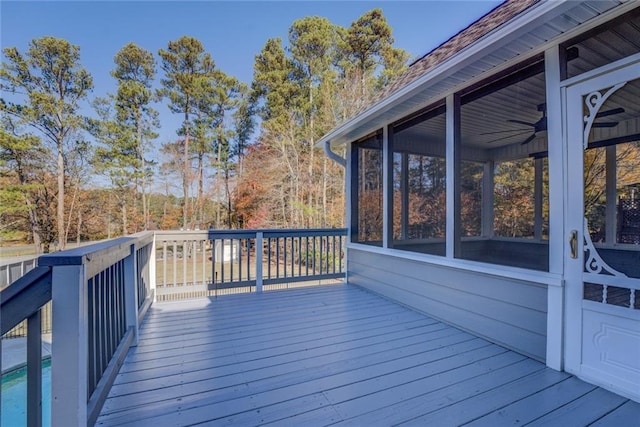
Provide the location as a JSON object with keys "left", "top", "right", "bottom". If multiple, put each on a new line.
{"left": 154, "top": 228, "right": 347, "bottom": 300}
{"left": 0, "top": 255, "right": 38, "bottom": 290}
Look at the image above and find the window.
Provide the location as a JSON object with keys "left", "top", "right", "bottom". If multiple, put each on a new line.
{"left": 351, "top": 132, "right": 383, "bottom": 246}
{"left": 582, "top": 76, "right": 640, "bottom": 279}
{"left": 457, "top": 60, "right": 549, "bottom": 271}
{"left": 460, "top": 161, "right": 483, "bottom": 237}
{"left": 391, "top": 106, "right": 446, "bottom": 256}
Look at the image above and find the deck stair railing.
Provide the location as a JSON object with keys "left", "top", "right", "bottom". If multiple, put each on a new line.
{"left": 0, "top": 266, "right": 52, "bottom": 427}
{"left": 0, "top": 228, "right": 344, "bottom": 426}
{"left": 1, "top": 231, "right": 155, "bottom": 427}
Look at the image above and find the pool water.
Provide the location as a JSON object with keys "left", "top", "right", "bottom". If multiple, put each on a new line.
{"left": 1, "top": 359, "right": 51, "bottom": 427}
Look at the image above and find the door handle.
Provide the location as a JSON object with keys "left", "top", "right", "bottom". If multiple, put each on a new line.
{"left": 569, "top": 230, "right": 578, "bottom": 259}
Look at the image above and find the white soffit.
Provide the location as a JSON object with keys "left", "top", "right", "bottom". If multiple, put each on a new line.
{"left": 320, "top": 0, "right": 631, "bottom": 148}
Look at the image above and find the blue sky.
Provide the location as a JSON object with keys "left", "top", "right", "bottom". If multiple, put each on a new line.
{"left": 1, "top": 1, "right": 501, "bottom": 164}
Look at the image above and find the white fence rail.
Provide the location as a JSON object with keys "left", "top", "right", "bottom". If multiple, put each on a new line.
{"left": 0, "top": 255, "right": 38, "bottom": 290}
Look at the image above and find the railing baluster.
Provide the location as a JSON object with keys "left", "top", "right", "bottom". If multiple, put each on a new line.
{"left": 332, "top": 235, "right": 336, "bottom": 274}
{"left": 27, "top": 309, "right": 42, "bottom": 427}
{"left": 298, "top": 236, "right": 302, "bottom": 278}
{"left": 276, "top": 238, "right": 280, "bottom": 279}
{"left": 88, "top": 277, "right": 96, "bottom": 393}
{"left": 247, "top": 238, "right": 252, "bottom": 282}
{"left": 98, "top": 269, "right": 105, "bottom": 382}
{"left": 192, "top": 240, "right": 196, "bottom": 286}
{"left": 220, "top": 239, "right": 225, "bottom": 284}
{"left": 313, "top": 236, "right": 317, "bottom": 274}
{"left": 229, "top": 239, "right": 235, "bottom": 282}
{"left": 283, "top": 237, "right": 287, "bottom": 278}
{"left": 162, "top": 241, "right": 167, "bottom": 287}
{"left": 201, "top": 240, "right": 206, "bottom": 287}
{"left": 212, "top": 238, "right": 217, "bottom": 286}
{"left": 182, "top": 240, "right": 187, "bottom": 287}
{"left": 172, "top": 241, "right": 177, "bottom": 287}
{"left": 291, "top": 236, "right": 295, "bottom": 278}
{"left": 238, "top": 238, "right": 242, "bottom": 282}
{"left": 256, "top": 232, "right": 263, "bottom": 293}
{"left": 325, "top": 236, "right": 329, "bottom": 274}
{"left": 107, "top": 266, "right": 114, "bottom": 368}
{"left": 306, "top": 236, "right": 309, "bottom": 277}
{"left": 267, "top": 238, "right": 272, "bottom": 279}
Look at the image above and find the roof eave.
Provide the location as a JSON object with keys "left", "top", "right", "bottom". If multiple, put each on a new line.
{"left": 317, "top": 0, "right": 578, "bottom": 148}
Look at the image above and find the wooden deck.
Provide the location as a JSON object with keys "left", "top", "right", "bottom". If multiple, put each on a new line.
{"left": 97, "top": 284, "right": 640, "bottom": 426}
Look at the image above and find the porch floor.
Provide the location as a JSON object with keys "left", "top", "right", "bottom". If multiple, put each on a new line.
{"left": 97, "top": 284, "right": 640, "bottom": 426}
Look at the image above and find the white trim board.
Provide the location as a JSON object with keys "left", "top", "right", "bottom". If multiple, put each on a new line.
{"left": 345, "top": 242, "right": 564, "bottom": 288}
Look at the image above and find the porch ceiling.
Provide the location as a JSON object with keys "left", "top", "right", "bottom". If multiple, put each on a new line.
{"left": 321, "top": 0, "right": 635, "bottom": 149}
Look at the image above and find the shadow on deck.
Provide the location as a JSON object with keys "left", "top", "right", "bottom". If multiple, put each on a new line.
{"left": 97, "top": 284, "right": 640, "bottom": 426}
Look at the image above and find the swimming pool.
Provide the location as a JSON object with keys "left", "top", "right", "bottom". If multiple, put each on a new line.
{"left": 1, "top": 359, "right": 51, "bottom": 426}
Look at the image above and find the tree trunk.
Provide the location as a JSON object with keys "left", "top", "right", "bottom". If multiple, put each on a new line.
{"left": 138, "top": 110, "right": 149, "bottom": 230}
{"left": 216, "top": 137, "right": 222, "bottom": 229}
{"left": 322, "top": 156, "right": 327, "bottom": 227}
{"left": 225, "top": 168, "right": 232, "bottom": 228}
{"left": 183, "top": 112, "right": 190, "bottom": 229}
{"left": 76, "top": 210, "right": 82, "bottom": 245}
{"left": 198, "top": 152, "right": 204, "bottom": 229}
{"left": 308, "top": 80, "right": 314, "bottom": 228}
{"left": 121, "top": 200, "right": 128, "bottom": 235}
{"left": 25, "top": 198, "right": 42, "bottom": 255}
{"left": 57, "top": 143, "right": 65, "bottom": 251}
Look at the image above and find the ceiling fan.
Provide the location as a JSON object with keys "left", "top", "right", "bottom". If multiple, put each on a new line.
{"left": 483, "top": 102, "right": 625, "bottom": 145}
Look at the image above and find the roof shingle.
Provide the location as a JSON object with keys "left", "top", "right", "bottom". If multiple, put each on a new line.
{"left": 366, "top": 0, "right": 541, "bottom": 114}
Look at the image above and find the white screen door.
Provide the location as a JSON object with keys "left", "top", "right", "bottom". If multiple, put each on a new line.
{"left": 565, "top": 58, "right": 640, "bottom": 402}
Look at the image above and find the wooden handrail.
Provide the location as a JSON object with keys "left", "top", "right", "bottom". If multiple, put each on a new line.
{"left": 0, "top": 266, "right": 52, "bottom": 336}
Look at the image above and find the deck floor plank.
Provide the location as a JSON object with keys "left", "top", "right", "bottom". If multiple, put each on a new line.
{"left": 100, "top": 328, "right": 475, "bottom": 422}
{"left": 97, "top": 284, "right": 640, "bottom": 426}
{"left": 591, "top": 400, "right": 640, "bottom": 427}
{"left": 525, "top": 387, "right": 630, "bottom": 426}
{"left": 462, "top": 376, "right": 597, "bottom": 426}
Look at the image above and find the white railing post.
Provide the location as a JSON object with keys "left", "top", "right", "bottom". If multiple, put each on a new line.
{"left": 124, "top": 244, "right": 139, "bottom": 346}
{"left": 256, "top": 232, "right": 263, "bottom": 293}
{"left": 149, "top": 234, "right": 157, "bottom": 302}
{"left": 51, "top": 264, "right": 88, "bottom": 427}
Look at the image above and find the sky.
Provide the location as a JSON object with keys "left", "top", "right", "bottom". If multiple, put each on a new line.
{"left": 1, "top": 0, "right": 502, "bottom": 177}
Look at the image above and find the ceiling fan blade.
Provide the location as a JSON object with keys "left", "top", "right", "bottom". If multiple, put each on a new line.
{"left": 507, "top": 119, "right": 536, "bottom": 127}
{"left": 595, "top": 107, "right": 624, "bottom": 118}
{"left": 485, "top": 131, "right": 532, "bottom": 144}
{"left": 520, "top": 133, "right": 537, "bottom": 145}
{"left": 480, "top": 128, "right": 530, "bottom": 135}
{"left": 592, "top": 121, "right": 619, "bottom": 128}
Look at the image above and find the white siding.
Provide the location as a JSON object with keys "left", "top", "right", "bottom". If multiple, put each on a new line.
{"left": 347, "top": 248, "right": 548, "bottom": 361}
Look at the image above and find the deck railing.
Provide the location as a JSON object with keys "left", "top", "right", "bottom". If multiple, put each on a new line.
{"left": 0, "top": 266, "right": 52, "bottom": 427}
{"left": 155, "top": 228, "right": 346, "bottom": 300}
{"left": 0, "top": 227, "right": 345, "bottom": 426}
{"left": 1, "top": 252, "right": 51, "bottom": 340}
{"left": 1, "top": 232, "right": 155, "bottom": 426}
